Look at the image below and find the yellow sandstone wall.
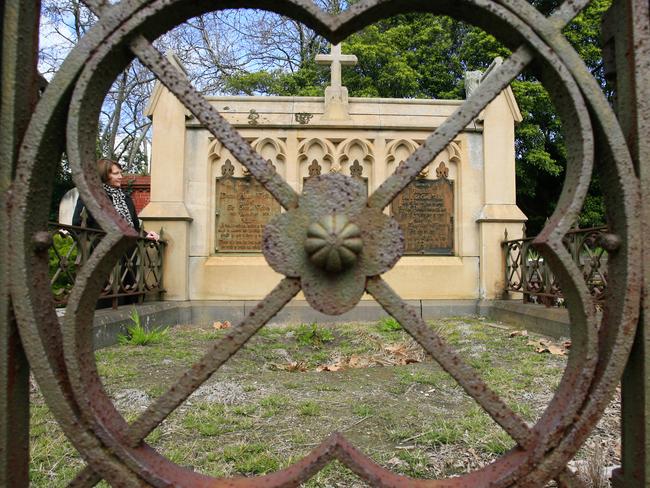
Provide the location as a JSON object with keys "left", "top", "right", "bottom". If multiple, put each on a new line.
{"left": 142, "top": 60, "right": 526, "bottom": 304}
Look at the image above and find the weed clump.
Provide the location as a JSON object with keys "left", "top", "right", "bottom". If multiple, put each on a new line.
{"left": 118, "top": 308, "right": 168, "bottom": 346}
{"left": 377, "top": 316, "right": 402, "bottom": 332}
{"left": 295, "top": 323, "right": 334, "bottom": 347}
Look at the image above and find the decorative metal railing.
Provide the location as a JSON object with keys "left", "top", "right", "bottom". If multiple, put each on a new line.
{"left": 503, "top": 226, "right": 608, "bottom": 306}
{"left": 48, "top": 222, "right": 166, "bottom": 308}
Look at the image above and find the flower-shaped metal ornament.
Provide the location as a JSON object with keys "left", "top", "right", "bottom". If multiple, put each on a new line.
{"left": 263, "top": 173, "right": 404, "bottom": 315}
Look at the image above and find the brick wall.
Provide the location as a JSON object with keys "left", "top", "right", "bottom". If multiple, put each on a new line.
{"left": 123, "top": 174, "right": 151, "bottom": 215}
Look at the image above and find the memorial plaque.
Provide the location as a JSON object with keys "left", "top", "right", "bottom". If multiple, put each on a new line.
{"left": 215, "top": 177, "right": 280, "bottom": 252}
{"left": 390, "top": 178, "right": 454, "bottom": 254}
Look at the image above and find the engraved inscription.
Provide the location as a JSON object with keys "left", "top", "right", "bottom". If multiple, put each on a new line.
{"left": 215, "top": 178, "right": 280, "bottom": 252}
{"left": 390, "top": 178, "right": 454, "bottom": 254}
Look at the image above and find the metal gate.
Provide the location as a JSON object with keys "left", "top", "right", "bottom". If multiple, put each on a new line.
{"left": 1, "top": 0, "right": 648, "bottom": 486}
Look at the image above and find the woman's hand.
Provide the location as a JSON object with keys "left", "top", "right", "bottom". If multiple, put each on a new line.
{"left": 145, "top": 230, "right": 160, "bottom": 242}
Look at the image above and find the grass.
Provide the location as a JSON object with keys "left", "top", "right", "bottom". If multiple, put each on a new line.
{"left": 377, "top": 316, "right": 403, "bottom": 332}
{"left": 298, "top": 400, "right": 321, "bottom": 416}
{"left": 29, "top": 317, "right": 580, "bottom": 486}
{"left": 295, "top": 322, "right": 335, "bottom": 347}
{"left": 223, "top": 443, "right": 281, "bottom": 474}
{"left": 352, "top": 403, "right": 374, "bottom": 417}
{"left": 117, "top": 308, "right": 168, "bottom": 346}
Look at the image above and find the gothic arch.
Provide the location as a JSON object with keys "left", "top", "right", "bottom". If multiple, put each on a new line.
{"left": 251, "top": 137, "right": 287, "bottom": 177}
{"left": 386, "top": 139, "right": 419, "bottom": 173}
{"left": 298, "top": 138, "right": 336, "bottom": 179}
{"left": 207, "top": 138, "right": 239, "bottom": 177}
{"left": 252, "top": 137, "right": 287, "bottom": 162}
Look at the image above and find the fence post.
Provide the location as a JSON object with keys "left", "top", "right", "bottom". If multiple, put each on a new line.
{"left": 137, "top": 238, "right": 145, "bottom": 303}
{"left": 111, "top": 264, "right": 120, "bottom": 309}
{"left": 0, "top": 2, "right": 41, "bottom": 486}
{"left": 502, "top": 230, "right": 509, "bottom": 299}
{"left": 603, "top": 0, "right": 650, "bottom": 485}
{"left": 521, "top": 239, "right": 529, "bottom": 304}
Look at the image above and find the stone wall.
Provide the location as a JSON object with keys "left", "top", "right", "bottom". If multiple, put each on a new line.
{"left": 141, "top": 53, "right": 527, "bottom": 305}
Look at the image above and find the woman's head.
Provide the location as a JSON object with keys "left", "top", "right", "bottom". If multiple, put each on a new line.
{"left": 97, "top": 159, "right": 123, "bottom": 188}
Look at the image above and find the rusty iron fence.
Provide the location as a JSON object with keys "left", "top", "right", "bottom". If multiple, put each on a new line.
{"left": 48, "top": 222, "right": 166, "bottom": 308}
{"left": 503, "top": 226, "right": 608, "bottom": 306}
{"left": 1, "top": 0, "right": 648, "bottom": 487}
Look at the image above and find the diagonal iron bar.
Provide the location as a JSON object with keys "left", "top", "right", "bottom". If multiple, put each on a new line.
{"left": 129, "top": 35, "right": 300, "bottom": 211}
{"left": 367, "top": 46, "right": 533, "bottom": 210}
{"left": 366, "top": 276, "right": 535, "bottom": 450}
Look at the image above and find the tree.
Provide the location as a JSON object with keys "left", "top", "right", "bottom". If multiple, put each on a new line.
{"left": 40, "top": 1, "right": 154, "bottom": 173}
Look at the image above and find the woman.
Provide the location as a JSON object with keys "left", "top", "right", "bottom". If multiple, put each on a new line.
{"left": 72, "top": 159, "right": 159, "bottom": 241}
{"left": 72, "top": 159, "right": 159, "bottom": 307}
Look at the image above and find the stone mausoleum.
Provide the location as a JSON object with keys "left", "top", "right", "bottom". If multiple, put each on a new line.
{"left": 140, "top": 47, "right": 526, "bottom": 314}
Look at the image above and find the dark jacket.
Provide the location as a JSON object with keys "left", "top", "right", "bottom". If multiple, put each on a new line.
{"left": 72, "top": 190, "right": 140, "bottom": 232}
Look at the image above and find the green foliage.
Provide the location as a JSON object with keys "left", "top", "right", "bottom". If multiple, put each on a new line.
{"left": 298, "top": 400, "right": 321, "bottom": 416}
{"left": 377, "top": 316, "right": 402, "bottom": 332}
{"left": 578, "top": 178, "right": 607, "bottom": 228}
{"left": 182, "top": 403, "right": 253, "bottom": 437}
{"left": 117, "top": 308, "right": 168, "bottom": 346}
{"left": 225, "top": 66, "right": 326, "bottom": 97}
{"left": 562, "top": 0, "right": 613, "bottom": 81}
{"left": 295, "top": 323, "right": 334, "bottom": 347}
{"left": 352, "top": 403, "right": 374, "bottom": 417}
{"left": 421, "top": 419, "right": 464, "bottom": 446}
{"left": 223, "top": 443, "right": 280, "bottom": 475}
{"left": 49, "top": 233, "right": 77, "bottom": 296}
{"left": 259, "top": 394, "right": 288, "bottom": 417}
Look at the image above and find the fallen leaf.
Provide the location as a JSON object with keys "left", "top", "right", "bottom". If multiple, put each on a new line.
{"left": 385, "top": 344, "right": 408, "bottom": 355}
{"left": 382, "top": 342, "right": 424, "bottom": 365}
{"left": 509, "top": 330, "right": 528, "bottom": 337}
{"left": 316, "top": 364, "right": 342, "bottom": 372}
{"left": 270, "top": 361, "right": 308, "bottom": 372}
{"left": 546, "top": 344, "right": 566, "bottom": 355}
{"left": 349, "top": 355, "right": 372, "bottom": 368}
{"left": 531, "top": 338, "right": 567, "bottom": 355}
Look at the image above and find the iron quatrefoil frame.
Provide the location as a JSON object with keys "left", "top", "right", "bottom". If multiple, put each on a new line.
{"left": 11, "top": 0, "right": 641, "bottom": 486}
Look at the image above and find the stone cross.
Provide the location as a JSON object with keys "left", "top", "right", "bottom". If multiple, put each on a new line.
{"left": 315, "top": 43, "right": 358, "bottom": 91}
{"left": 315, "top": 44, "right": 358, "bottom": 120}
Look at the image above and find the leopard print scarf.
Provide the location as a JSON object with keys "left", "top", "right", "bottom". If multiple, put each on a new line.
{"left": 103, "top": 184, "right": 135, "bottom": 228}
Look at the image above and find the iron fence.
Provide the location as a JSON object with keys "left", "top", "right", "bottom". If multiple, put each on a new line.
{"left": 503, "top": 226, "right": 608, "bottom": 306}
{"left": 1, "top": 0, "right": 647, "bottom": 485}
{"left": 48, "top": 222, "right": 166, "bottom": 308}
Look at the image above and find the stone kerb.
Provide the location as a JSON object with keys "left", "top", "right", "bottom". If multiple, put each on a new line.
{"left": 87, "top": 299, "right": 570, "bottom": 349}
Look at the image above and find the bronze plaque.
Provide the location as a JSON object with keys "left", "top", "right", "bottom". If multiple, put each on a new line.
{"left": 390, "top": 178, "right": 454, "bottom": 255}
{"left": 215, "top": 177, "right": 280, "bottom": 252}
